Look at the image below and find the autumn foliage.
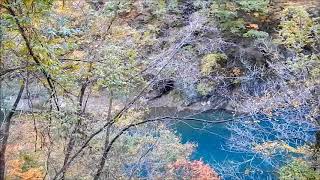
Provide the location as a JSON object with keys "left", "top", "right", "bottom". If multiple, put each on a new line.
{"left": 167, "top": 160, "right": 220, "bottom": 180}
{"left": 7, "top": 159, "right": 44, "bottom": 180}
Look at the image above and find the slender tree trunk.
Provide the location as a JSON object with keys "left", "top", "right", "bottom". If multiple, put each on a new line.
{"left": 0, "top": 1, "right": 4, "bottom": 124}
{"left": 0, "top": 9, "right": 4, "bottom": 180}
{"left": 93, "top": 126, "right": 111, "bottom": 180}
{"left": 59, "top": 63, "right": 93, "bottom": 179}
{"left": 312, "top": 130, "right": 320, "bottom": 170}
{"left": 94, "top": 91, "right": 113, "bottom": 180}
{"left": 0, "top": 81, "right": 25, "bottom": 180}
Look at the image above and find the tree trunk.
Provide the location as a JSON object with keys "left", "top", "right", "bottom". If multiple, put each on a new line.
{"left": 312, "top": 130, "right": 320, "bottom": 171}
{"left": 93, "top": 126, "right": 110, "bottom": 180}
{"left": 93, "top": 91, "right": 113, "bottom": 180}
{"left": 0, "top": 81, "right": 25, "bottom": 180}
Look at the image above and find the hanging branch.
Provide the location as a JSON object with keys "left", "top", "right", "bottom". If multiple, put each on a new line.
{"left": 0, "top": 4, "right": 60, "bottom": 111}
{"left": 52, "top": 16, "right": 203, "bottom": 179}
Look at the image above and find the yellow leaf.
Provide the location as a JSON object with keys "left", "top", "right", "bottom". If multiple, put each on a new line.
{"left": 23, "top": 0, "right": 33, "bottom": 9}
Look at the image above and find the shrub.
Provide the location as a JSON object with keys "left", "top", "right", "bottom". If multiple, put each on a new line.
{"left": 279, "top": 159, "right": 320, "bottom": 180}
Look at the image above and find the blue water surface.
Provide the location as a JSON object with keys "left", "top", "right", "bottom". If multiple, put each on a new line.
{"left": 172, "top": 110, "right": 277, "bottom": 179}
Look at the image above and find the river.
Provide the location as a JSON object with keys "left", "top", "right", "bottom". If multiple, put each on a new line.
{"left": 168, "top": 109, "right": 277, "bottom": 179}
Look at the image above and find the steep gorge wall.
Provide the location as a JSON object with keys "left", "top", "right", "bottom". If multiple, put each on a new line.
{"left": 272, "top": 0, "right": 320, "bottom": 6}
{"left": 271, "top": 0, "right": 320, "bottom": 14}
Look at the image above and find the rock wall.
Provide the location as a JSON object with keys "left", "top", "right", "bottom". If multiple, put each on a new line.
{"left": 271, "top": 0, "right": 320, "bottom": 14}
{"left": 272, "top": 0, "right": 320, "bottom": 7}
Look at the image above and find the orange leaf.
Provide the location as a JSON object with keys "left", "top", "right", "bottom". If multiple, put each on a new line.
{"left": 246, "top": 23, "right": 259, "bottom": 30}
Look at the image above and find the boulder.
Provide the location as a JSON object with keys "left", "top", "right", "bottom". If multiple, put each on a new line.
{"left": 146, "top": 79, "right": 175, "bottom": 100}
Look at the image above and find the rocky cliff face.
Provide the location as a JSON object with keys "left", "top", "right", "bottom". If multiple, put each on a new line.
{"left": 272, "top": 0, "right": 320, "bottom": 7}
{"left": 271, "top": 0, "right": 320, "bottom": 16}
{"left": 136, "top": 0, "right": 320, "bottom": 110}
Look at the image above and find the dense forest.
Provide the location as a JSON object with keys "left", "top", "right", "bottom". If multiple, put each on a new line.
{"left": 0, "top": 0, "right": 319, "bottom": 179}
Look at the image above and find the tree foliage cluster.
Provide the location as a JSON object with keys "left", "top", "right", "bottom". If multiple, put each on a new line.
{"left": 0, "top": 0, "right": 319, "bottom": 179}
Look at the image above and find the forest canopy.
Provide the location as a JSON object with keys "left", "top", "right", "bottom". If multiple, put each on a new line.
{"left": 0, "top": 0, "right": 319, "bottom": 179}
